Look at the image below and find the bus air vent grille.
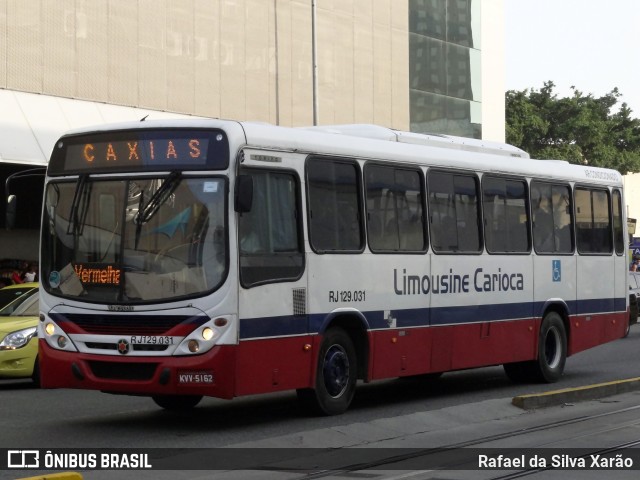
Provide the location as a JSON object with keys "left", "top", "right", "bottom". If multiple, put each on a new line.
{"left": 293, "top": 288, "right": 306, "bottom": 316}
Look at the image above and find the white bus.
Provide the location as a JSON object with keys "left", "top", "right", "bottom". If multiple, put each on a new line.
{"left": 38, "top": 119, "right": 628, "bottom": 415}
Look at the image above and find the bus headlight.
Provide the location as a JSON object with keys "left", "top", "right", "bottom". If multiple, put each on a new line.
{"left": 202, "top": 327, "right": 214, "bottom": 341}
{"left": 39, "top": 318, "right": 78, "bottom": 352}
{"left": 174, "top": 316, "right": 232, "bottom": 355}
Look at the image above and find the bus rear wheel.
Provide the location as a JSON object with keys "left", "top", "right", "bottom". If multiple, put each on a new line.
{"left": 152, "top": 395, "right": 203, "bottom": 411}
{"left": 297, "top": 328, "right": 357, "bottom": 416}
{"left": 503, "top": 312, "right": 567, "bottom": 384}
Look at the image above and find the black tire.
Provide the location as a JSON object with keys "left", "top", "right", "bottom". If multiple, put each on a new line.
{"left": 503, "top": 361, "right": 529, "bottom": 383}
{"left": 532, "top": 312, "right": 567, "bottom": 383}
{"left": 627, "top": 294, "right": 638, "bottom": 338}
{"left": 152, "top": 395, "right": 202, "bottom": 411}
{"left": 297, "top": 328, "right": 357, "bottom": 416}
{"left": 504, "top": 312, "right": 567, "bottom": 384}
{"left": 624, "top": 315, "right": 632, "bottom": 338}
{"left": 31, "top": 356, "right": 41, "bottom": 388}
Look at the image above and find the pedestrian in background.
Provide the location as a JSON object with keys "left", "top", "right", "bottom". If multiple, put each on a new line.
{"left": 23, "top": 263, "right": 36, "bottom": 282}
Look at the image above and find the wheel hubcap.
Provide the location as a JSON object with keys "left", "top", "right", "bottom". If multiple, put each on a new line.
{"left": 323, "top": 344, "right": 349, "bottom": 398}
{"left": 544, "top": 327, "right": 561, "bottom": 368}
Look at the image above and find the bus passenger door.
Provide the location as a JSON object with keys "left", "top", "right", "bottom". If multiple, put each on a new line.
{"left": 574, "top": 188, "right": 615, "bottom": 352}
{"left": 612, "top": 188, "right": 627, "bottom": 341}
{"left": 531, "top": 182, "right": 578, "bottom": 355}
{"left": 234, "top": 168, "right": 310, "bottom": 396}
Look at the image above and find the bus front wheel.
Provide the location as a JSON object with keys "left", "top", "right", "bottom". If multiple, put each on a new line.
{"left": 297, "top": 328, "right": 357, "bottom": 416}
{"left": 152, "top": 395, "right": 203, "bottom": 411}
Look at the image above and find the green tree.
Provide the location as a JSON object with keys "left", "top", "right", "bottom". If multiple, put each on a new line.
{"left": 505, "top": 81, "right": 640, "bottom": 174}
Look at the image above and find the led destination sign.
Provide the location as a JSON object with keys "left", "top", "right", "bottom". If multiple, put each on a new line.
{"left": 82, "top": 139, "right": 203, "bottom": 164}
{"left": 49, "top": 129, "right": 229, "bottom": 175}
{"left": 74, "top": 263, "right": 121, "bottom": 286}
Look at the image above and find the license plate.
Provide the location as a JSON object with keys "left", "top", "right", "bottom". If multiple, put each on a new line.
{"left": 130, "top": 335, "right": 175, "bottom": 345}
{"left": 178, "top": 371, "right": 214, "bottom": 384}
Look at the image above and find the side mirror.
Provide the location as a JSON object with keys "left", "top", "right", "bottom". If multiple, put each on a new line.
{"left": 235, "top": 175, "right": 253, "bottom": 213}
{"left": 6, "top": 194, "right": 16, "bottom": 230}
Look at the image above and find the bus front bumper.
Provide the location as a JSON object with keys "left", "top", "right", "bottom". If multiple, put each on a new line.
{"left": 38, "top": 339, "right": 236, "bottom": 399}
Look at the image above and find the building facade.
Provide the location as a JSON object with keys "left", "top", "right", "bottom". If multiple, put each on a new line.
{"left": 0, "top": 0, "right": 503, "bottom": 138}
{"left": 0, "top": 0, "right": 505, "bottom": 259}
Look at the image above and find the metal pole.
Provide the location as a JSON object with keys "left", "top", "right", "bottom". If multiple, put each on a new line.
{"left": 311, "top": 0, "right": 318, "bottom": 125}
{"left": 274, "top": 0, "right": 280, "bottom": 125}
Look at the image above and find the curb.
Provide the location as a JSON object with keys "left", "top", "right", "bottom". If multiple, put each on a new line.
{"left": 512, "top": 377, "right": 640, "bottom": 409}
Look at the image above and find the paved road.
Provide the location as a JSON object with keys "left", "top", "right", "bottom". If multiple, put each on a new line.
{"left": 6, "top": 327, "right": 640, "bottom": 447}
{"left": 3, "top": 386, "right": 640, "bottom": 479}
{"left": 1, "top": 328, "right": 640, "bottom": 479}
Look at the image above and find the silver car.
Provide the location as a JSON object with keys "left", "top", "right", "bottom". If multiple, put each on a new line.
{"left": 627, "top": 272, "right": 640, "bottom": 337}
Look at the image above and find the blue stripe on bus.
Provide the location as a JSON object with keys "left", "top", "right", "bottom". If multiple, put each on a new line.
{"left": 239, "top": 297, "right": 627, "bottom": 340}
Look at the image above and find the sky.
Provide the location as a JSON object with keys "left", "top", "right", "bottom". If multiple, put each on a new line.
{"left": 505, "top": 0, "right": 640, "bottom": 117}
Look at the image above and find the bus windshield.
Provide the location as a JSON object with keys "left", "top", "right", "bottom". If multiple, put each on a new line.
{"left": 41, "top": 175, "right": 227, "bottom": 303}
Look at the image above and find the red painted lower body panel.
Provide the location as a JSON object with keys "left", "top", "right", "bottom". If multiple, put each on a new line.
{"left": 39, "top": 335, "right": 318, "bottom": 399}
{"left": 567, "top": 311, "right": 627, "bottom": 355}
{"left": 234, "top": 335, "right": 316, "bottom": 396}
{"left": 39, "top": 312, "right": 626, "bottom": 400}
{"left": 370, "top": 318, "right": 539, "bottom": 379}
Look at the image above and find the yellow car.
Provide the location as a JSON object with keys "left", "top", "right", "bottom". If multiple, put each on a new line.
{"left": 0, "top": 282, "right": 38, "bottom": 311}
{"left": 0, "top": 283, "right": 40, "bottom": 385}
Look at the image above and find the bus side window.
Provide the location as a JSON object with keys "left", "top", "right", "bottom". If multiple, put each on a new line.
{"left": 365, "top": 164, "right": 425, "bottom": 252}
{"left": 482, "top": 176, "right": 529, "bottom": 254}
{"left": 613, "top": 189, "right": 624, "bottom": 255}
{"left": 553, "top": 185, "right": 574, "bottom": 253}
{"left": 239, "top": 169, "right": 304, "bottom": 288}
{"left": 307, "top": 158, "right": 364, "bottom": 252}
{"left": 531, "top": 182, "right": 574, "bottom": 254}
{"left": 428, "top": 170, "right": 481, "bottom": 253}
{"left": 575, "top": 187, "right": 612, "bottom": 254}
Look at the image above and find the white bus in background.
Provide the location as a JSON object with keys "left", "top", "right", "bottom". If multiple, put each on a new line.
{"left": 37, "top": 119, "right": 628, "bottom": 415}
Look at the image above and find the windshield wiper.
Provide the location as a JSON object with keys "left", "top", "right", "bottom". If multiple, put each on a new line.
{"left": 66, "top": 175, "right": 91, "bottom": 237}
{"left": 134, "top": 171, "right": 181, "bottom": 226}
{"left": 133, "top": 171, "right": 181, "bottom": 249}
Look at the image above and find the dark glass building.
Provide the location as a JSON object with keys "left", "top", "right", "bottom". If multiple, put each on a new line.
{"left": 409, "top": 0, "right": 482, "bottom": 138}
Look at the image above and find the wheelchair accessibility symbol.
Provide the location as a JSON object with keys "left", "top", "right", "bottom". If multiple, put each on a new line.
{"left": 552, "top": 260, "right": 561, "bottom": 282}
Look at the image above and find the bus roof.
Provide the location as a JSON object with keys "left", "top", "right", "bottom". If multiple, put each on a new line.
{"left": 302, "top": 124, "right": 531, "bottom": 159}
{"left": 56, "top": 118, "right": 623, "bottom": 187}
